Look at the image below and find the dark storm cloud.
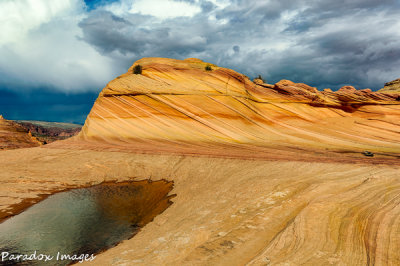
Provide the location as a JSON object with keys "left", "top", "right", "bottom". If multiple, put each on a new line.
{"left": 77, "top": 0, "right": 400, "bottom": 90}
{"left": 2, "top": 0, "right": 399, "bottom": 123}
{"left": 78, "top": 10, "right": 208, "bottom": 62}
{"left": 0, "top": 88, "right": 97, "bottom": 124}
{"left": 199, "top": 1, "right": 217, "bottom": 13}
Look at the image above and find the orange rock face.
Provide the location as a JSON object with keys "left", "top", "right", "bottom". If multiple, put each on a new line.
{"left": 77, "top": 57, "right": 400, "bottom": 157}
{"left": 0, "top": 115, "right": 42, "bottom": 150}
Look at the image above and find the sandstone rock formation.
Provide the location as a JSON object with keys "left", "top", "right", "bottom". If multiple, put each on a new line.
{"left": 0, "top": 115, "right": 41, "bottom": 150}
{"left": 77, "top": 57, "right": 400, "bottom": 157}
{"left": 1, "top": 148, "right": 399, "bottom": 266}
{"left": 1, "top": 58, "right": 400, "bottom": 266}
{"left": 379, "top": 78, "right": 400, "bottom": 93}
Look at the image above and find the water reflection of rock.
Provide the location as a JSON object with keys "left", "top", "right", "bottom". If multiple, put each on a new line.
{"left": 0, "top": 180, "right": 175, "bottom": 266}
{"left": 91, "top": 180, "right": 175, "bottom": 226}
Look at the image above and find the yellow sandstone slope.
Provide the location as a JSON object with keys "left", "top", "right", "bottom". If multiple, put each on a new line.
{"left": 77, "top": 57, "right": 400, "bottom": 158}
{"left": 379, "top": 78, "right": 400, "bottom": 94}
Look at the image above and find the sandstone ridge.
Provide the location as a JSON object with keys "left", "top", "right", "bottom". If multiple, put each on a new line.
{"left": 77, "top": 57, "right": 400, "bottom": 156}
{"left": 98, "top": 57, "right": 399, "bottom": 105}
{"left": 379, "top": 78, "right": 400, "bottom": 93}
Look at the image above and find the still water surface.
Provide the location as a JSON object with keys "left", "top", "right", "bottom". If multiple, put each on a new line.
{"left": 0, "top": 180, "right": 174, "bottom": 265}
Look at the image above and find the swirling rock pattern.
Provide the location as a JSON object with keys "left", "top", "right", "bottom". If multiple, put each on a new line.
{"left": 1, "top": 149, "right": 399, "bottom": 266}
{"left": 77, "top": 58, "right": 400, "bottom": 160}
{"left": 1, "top": 58, "right": 399, "bottom": 266}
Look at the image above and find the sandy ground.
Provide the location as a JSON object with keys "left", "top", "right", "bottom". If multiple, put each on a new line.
{"left": 0, "top": 146, "right": 399, "bottom": 265}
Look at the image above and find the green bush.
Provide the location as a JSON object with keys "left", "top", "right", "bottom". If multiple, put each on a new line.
{"left": 133, "top": 65, "right": 142, "bottom": 74}
{"left": 256, "top": 75, "right": 265, "bottom": 82}
{"left": 205, "top": 65, "right": 212, "bottom": 71}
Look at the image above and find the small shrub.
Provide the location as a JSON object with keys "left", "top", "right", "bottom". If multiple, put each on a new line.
{"left": 205, "top": 65, "right": 212, "bottom": 71}
{"left": 133, "top": 65, "right": 142, "bottom": 74}
{"left": 362, "top": 151, "right": 374, "bottom": 157}
{"left": 256, "top": 75, "right": 265, "bottom": 82}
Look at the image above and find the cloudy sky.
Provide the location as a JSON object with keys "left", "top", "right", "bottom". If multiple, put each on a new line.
{"left": 1, "top": 0, "right": 400, "bottom": 123}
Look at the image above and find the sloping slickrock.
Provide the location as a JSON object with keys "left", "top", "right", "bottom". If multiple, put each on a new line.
{"left": 77, "top": 57, "right": 400, "bottom": 156}
{"left": 0, "top": 149, "right": 399, "bottom": 266}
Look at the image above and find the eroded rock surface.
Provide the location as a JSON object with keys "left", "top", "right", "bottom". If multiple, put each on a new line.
{"left": 76, "top": 57, "right": 400, "bottom": 156}
{"left": 1, "top": 58, "right": 400, "bottom": 266}
{"left": 0, "top": 115, "right": 41, "bottom": 150}
{"left": 380, "top": 78, "right": 400, "bottom": 93}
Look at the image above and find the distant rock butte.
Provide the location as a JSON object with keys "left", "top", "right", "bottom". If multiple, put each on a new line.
{"left": 77, "top": 57, "right": 400, "bottom": 154}
{"left": 16, "top": 121, "right": 81, "bottom": 144}
{"left": 0, "top": 116, "right": 42, "bottom": 150}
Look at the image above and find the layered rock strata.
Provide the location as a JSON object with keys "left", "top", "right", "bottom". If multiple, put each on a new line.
{"left": 0, "top": 115, "right": 41, "bottom": 150}
{"left": 1, "top": 58, "right": 400, "bottom": 266}
{"left": 16, "top": 121, "right": 81, "bottom": 144}
{"left": 379, "top": 78, "right": 400, "bottom": 94}
{"left": 77, "top": 57, "right": 400, "bottom": 156}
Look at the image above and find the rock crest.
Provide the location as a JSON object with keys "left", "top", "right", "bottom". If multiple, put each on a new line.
{"left": 78, "top": 57, "right": 400, "bottom": 154}
{"left": 380, "top": 78, "right": 400, "bottom": 93}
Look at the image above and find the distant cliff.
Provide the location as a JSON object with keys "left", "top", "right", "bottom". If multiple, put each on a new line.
{"left": 16, "top": 121, "right": 81, "bottom": 144}
{"left": 0, "top": 115, "right": 41, "bottom": 150}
